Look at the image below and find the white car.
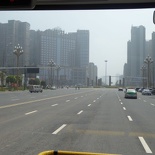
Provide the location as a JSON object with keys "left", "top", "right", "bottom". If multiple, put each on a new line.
{"left": 142, "top": 89, "right": 151, "bottom": 95}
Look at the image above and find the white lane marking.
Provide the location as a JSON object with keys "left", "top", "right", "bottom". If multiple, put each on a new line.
{"left": 144, "top": 100, "right": 146, "bottom": 102}
{"left": 97, "top": 98, "right": 99, "bottom": 100}
{"left": 52, "top": 124, "right": 67, "bottom": 135}
{"left": 77, "top": 110, "right": 83, "bottom": 115}
{"left": 93, "top": 100, "right": 96, "bottom": 102}
{"left": 25, "top": 110, "right": 37, "bottom": 115}
{"left": 51, "top": 104, "right": 58, "bottom": 107}
{"left": 119, "top": 99, "right": 121, "bottom": 102}
{"left": 138, "top": 137, "right": 152, "bottom": 153}
{"left": 127, "top": 116, "right": 133, "bottom": 121}
{"left": 11, "top": 99, "right": 19, "bottom": 101}
{"left": 88, "top": 104, "right": 91, "bottom": 107}
{"left": 74, "top": 97, "right": 78, "bottom": 99}
{"left": 66, "top": 100, "right": 70, "bottom": 102}
{"left": 150, "top": 103, "right": 155, "bottom": 106}
{"left": 121, "top": 102, "right": 123, "bottom": 105}
{"left": 0, "top": 90, "right": 95, "bottom": 109}
{"left": 123, "top": 107, "right": 126, "bottom": 110}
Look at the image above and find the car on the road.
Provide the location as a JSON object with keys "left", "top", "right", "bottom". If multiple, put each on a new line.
{"left": 124, "top": 89, "right": 137, "bottom": 99}
{"left": 51, "top": 86, "right": 56, "bottom": 90}
{"left": 142, "top": 89, "right": 152, "bottom": 95}
{"left": 29, "top": 85, "right": 43, "bottom": 93}
{"left": 151, "top": 89, "right": 155, "bottom": 95}
{"left": 118, "top": 87, "right": 123, "bottom": 91}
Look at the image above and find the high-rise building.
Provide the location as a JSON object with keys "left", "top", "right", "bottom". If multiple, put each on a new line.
{"left": 6, "top": 20, "right": 30, "bottom": 67}
{"left": 124, "top": 25, "right": 146, "bottom": 86}
{"left": 39, "top": 29, "right": 89, "bottom": 86}
{"left": 87, "top": 62, "right": 98, "bottom": 86}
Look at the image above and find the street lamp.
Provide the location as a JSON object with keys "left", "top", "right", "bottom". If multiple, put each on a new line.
{"left": 48, "top": 59, "right": 56, "bottom": 87}
{"left": 13, "top": 44, "right": 23, "bottom": 86}
{"left": 144, "top": 55, "right": 153, "bottom": 88}
{"left": 56, "top": 65, "right": 61, "bottom": 88}
{"left": 141, "top": 65, "right": 146, "bottom": 88}
{"left": 105, "top": 60, "right": 108, "bottom": 85}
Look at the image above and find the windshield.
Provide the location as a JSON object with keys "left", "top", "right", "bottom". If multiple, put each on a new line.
{"left": 0, "top": 9, "right": 155, "bottom": 155}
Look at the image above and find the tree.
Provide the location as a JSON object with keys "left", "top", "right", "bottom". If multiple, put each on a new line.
{"left": 29, "top": 78, "right": 40, "bottom": 85}
{"left": 41, "top": 80, "right": 46, "bottom": 88}
{"left": 6, "top": 75, "right": 17, "bottom": 84}
{"left": 0, "top": 71, "right": 6, "bottom": 86}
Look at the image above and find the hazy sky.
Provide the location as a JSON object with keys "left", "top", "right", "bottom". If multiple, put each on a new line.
{"left": 1, "top": 9, "right": 155, "bottom": 77}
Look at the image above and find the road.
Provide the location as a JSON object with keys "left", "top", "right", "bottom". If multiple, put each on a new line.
{"left": 0, "top": 88, "right": 155, "bottom": 155}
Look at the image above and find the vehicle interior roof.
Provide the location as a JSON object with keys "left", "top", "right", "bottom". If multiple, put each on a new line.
{"left": 1, "top": 0, "right": 155, "bottom": 10}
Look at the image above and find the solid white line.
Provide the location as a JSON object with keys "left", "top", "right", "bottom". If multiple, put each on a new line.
{"left": 88, "top": 104, "right": 91, "bottom": 107}
{"left": 66, "top": 100, "right": 70, "bottom": 102}
{"left": 77, "top": 110, "right": 83, "bottom": 115}
{"left": 121, "top": 102, "right": 123, "bottom": 105}
{"left": 123, "top": 107, "right": 126, "bottom": 110}
{"left": 127, "top": 116, "right": 133, "bottom": 121}
{"left": 51, "top": 104, "right": 58, "bottom": 106}
{"left": 25, "top": 110, "right": 37, "bottom": 115}
{"left": 138, "top": 137, "right": 152, "bottom": 153}
{"left": 52, "top": 124, "right": 67, "bottom": 135}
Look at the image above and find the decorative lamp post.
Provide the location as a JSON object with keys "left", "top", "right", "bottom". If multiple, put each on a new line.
{"left": 48, "top": 59, "right": 56, "bottom": 87}
{"left": 13, "top": 44, "right": 23, "bottom": 86}
{"left": 144, "top": 55, "right": 153, "bottom": 88}
{"left": 56, "top": 65, "right": 61, "bottom": 88}
{"left": 141, "top": 65, "right": 146, "bottom": 88}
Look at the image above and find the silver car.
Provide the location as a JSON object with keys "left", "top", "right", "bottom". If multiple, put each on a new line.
{"left": 142, "top": 89, "right": 152, "bottom": 95}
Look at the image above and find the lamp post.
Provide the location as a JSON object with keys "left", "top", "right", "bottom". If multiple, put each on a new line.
{"left": 141, "top": 65, "right": 146, "bottom": 88}
{"left": 105, "top": 60, "right": 108, "bottom": 85}
{"left": 56, "top": 65, "right": 61, "bottom": 88}
{"left": 144, "top": 55, "right": 153, "bottom": 88}
{"left": 48, "top": 59, "right": 56, "bottom": 87}
{"left": 13, "top": 44, "right": 23, "bottom": 86}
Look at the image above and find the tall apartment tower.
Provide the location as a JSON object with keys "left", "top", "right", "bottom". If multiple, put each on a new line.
{"left": 130, "top": 25, "right": 146, "bottom": 78}
{"left": 6, "top": 20, "right": 30, "bottom": 67}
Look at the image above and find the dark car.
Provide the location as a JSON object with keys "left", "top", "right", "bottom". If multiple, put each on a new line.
{"left": 151, "top": 89, "right": 155, "bottom": 95}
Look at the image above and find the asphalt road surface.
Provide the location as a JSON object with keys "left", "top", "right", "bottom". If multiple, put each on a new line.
{"left": 0, "top": 88, "right": 155, "bottom": 155}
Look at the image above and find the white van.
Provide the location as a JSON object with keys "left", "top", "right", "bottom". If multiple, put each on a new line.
{"left": 29, "top": 85, "right": 43, "bottom": 93}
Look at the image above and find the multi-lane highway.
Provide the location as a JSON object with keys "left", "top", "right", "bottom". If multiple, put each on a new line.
{"left": 0, "top": 88, "right": 155, "bottom": 155}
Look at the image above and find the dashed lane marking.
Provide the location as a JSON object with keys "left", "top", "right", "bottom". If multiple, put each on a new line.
{"left": 51, "top": 104, "right": 58, "bottom": 106}
{"left": 123, "top": 107, "right": 126, "bottom": 110}
{"left": 52, "top": 124, "right": 67, "bottom": 135}
{"left": 88, "top": 104, "right": 91, "bottom": 107}
{"left": 139, "top": 137, "right": 152, "bottom": 154}
{"left": 127, "top": 116, "right": 133, "bottom": 121}
{"left": 25, "top": 110, "right": 37, "bottom": 115}
{"left": 77, "top": 110, "right": 83, "bottom": 115}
